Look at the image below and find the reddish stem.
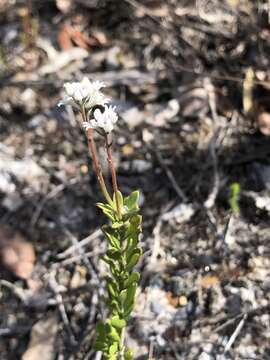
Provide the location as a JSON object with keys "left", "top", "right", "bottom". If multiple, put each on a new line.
{"left": 105, "top": 133, "right": 121, "bottom": 217}
{"left": 81, "top": 107, "right": 113, "bottom": 206}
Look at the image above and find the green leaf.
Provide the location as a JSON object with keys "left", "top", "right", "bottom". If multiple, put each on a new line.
{"left": 124, "top": 272, "right": 140, "bottom": 288}
{"left": 130, "top": 214, "right": 142, "bottom": 229}
{"left": 113, "top": 191, "right": 124, "bottom": 211}
{"left": 95, "top": 323, "right": 106, "bottom": 343}
{"left": 125, "top": 228, "right": 140, "bottom": 243}
{"left": 124, "top": 191, "right": 140, "bottom": 211}
{"left": 112, "top": 221, "right": 125, "bottom": 229}
{"left": 102, "top": 255, "right": 116, "bottom": 268}
{"left": 126, "top": 251, "right": 142, "bottom": 271}
{"left": 103, "top": 257, "right": 120, "bottom": 276}
{"left": 107, "top": 248, "right": 122, "bottom": 261}
{"left": 96, "top": 322, "right": 106, "bottom": 335}
{"left": 123, "top": 302, "right": 134, "bottom": 319}
{"left": 123, "top": 283, "right": 137, "bottom": 314}
{"left": 94, "top": 322, "right": 110, "bottom": 351}
{"left": 111, "top": 316, "right": 126, "bottom": 329}
{"left": 125, "top": 236, "right": 139, "bottom": 259}
{"left": 106, "top": 276, "right": 119, "bottom": 291}
{"left": 126, "top": 247, "right": 143, "bottom": 264}
{"left": 124, "top": 349, "right": 134, "bottom": 360}
{"left": 106, "top": 299, "right": 121, "bottom": 313}
{"left": 108, "top": 356, "right": 117, "bottom": 360}
{"left": 109, "top": 342, "right": 118, "bottom": 356}
{"left": 108, "top": 354, "right": 117, "bottom": 360}
{"left": 94, "top": 341, "right": 107, "bottom": 351}
{"left": 125, "top": 215, "right": 142, "bottom": 239}
{"left": 97, "top": 202, "right": 116, "bottom": 221}
{"left": 108, "top": 325, "right": 120, "bottom": 342}
{"left": 122, "top": 209, "right": 140, "bottom": 221}
{"left": 229, "top": 182, "right": 241, "bottom": 214}
{"left": 102, "top": 226, "right": 120, "bottom": 250}
{"left": 110, "top": 265, "right": 119, "bottom": 278}
{"left": 120, "top": 289, "right": 127, "bottom": 303}
{"left": 107, "top": 282, "right": 117, "bottom": 298}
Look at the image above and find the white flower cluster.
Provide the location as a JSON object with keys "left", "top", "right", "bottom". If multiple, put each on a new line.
{"left": 58, "top": 77, "right": 108, "bottom": 109}
{"left": 83, "top": 105, "right": 118, "bottom": 134}
{"left": 58, "top": 77, "right": 118, "bottom": 133}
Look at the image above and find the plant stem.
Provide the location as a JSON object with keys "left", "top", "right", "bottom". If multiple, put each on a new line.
{"left": 81, "top": 107, "right": 113, "bottom": 206}
{"left": 105, "top": 133, "right": 121, "bottom": 217}
{"left": 119, "top": 326, "right": 126, "bottom": 360}
{"left": 22, "top": 0, "right": 33, "bottom": 50}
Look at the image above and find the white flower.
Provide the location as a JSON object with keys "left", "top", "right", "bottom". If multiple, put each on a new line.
{"left": 58, "top": 77, "right": 108, "bottom": 109}
{"left": 83, "top": 105, "right": 118, "bottom": 133}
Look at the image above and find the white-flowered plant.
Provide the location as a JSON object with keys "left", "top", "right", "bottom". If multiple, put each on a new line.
{"left": 58, "top": 77, "right": 142, "bottom": 360}
{"left": 83, "top": 105, "right": 118, "bottom": 134}
{"left": 58, "top": 77, "right": 109, "bottom": 109}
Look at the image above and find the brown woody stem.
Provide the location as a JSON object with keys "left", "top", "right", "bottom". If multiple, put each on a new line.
{"left": 81, "top": 106, "right": 113, "bottom": 206}
{"left": 105, "top": 133, "right": 121, "bottom": 217}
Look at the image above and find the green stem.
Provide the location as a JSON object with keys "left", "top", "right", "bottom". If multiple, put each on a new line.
{"left": 119, "top": 327, "right": 126, "bottom": 360}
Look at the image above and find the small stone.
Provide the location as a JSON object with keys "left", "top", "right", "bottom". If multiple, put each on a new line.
{"left": 162, "top": 203, "right": 195, "bottom": 223}
{"left": 156, "top": 334, "right": 166, "bottom": 347}
{"left": 256, "top": 111, "right": 270, "bottom": 136}
{"left": 251, "top": 162, "right": 270, "bottom": 190}
{"left": 210, "top": 286, "right": 226, "bottom": 315}
{"left": 145, "top": 99, "right": 180, "bottom": 127}
{"left": 0, "top": 173, "right": 16, "bottom": 194}
{"left": 132, "top": 159, "right": 152, "bottom": 173}
{"left": 186, "top": 300, "right": 195, "bottom": 315}
{"left": 151, "top": 301, "right": 165, "bottom": 315}
{"left": 70, "top": 265, "right": 87, "bottom": 289}
{"left": 142, "top": 129, "right": 154, "bottom": 143}
{"left": 238, "top": 344, "right": 257, "bottom": 359}
{"left": 200, "top": 275, "right": 220, "bottom": 289}
{"left": 225, "top": 294, "right": 242, "bottom": 315}
{"left": 73, "top": 302, "right": 88, "bottom": 318}
{"left": 28, "top": 115, "right": 47, "bottom": 128}
{"left": 2, "top": 192, "right": 23, "bottom": 211}
{"left": 121, "top": 144, "right": 134, "bottom": 155}
{"left": 56, "top": 0, "right": 73, "bottom": 13}
{"left": 80, "top": 164, "right": 88, "bottom": 174}
{"left": 193, "top": 254, "right": 214, "bottom": 269}
{"left": 21, "top": 88, "right": 37, "bottom": 113}
{"left": 105, "top": 46, "right": 122, "bottom": 70}
{"left": 198, "top": 352, "right": 214, "bottom": 360}
{"left": 22, "top": 315, "right": 58, "bottom": 360}
{"left": 174, "top": 307, "right": 187, "bottom": 321}
{"left": 171, "top": 277, "right": 184, "bottom": 296}
{"left": 122, "top": 107, "right": 144, "bottom": 130}
{"left": 46, "top": 119, "right": 57, "bottom": 133}
{"left": 0, "top": 151, "right": 49, "bottom": 193}
{"left": 255, "top": 195, "right": 270, "bottom": 212}
{"left": 179, "top": 295, "right": 188, "bottom": 306}
{"left": 0, "top": 227, "right": 36, "bottom": 280}
{"left": 166, "top": 291, "right": 179, "bottom": 307}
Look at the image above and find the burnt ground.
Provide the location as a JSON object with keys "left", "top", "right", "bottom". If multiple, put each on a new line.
{"left": 0, "top": 1, "right": 270, "bottom": 359}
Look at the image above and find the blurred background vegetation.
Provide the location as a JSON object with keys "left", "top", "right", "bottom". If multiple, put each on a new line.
{"left": 0, "top": 1, "right": 270, "bottom": 359}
